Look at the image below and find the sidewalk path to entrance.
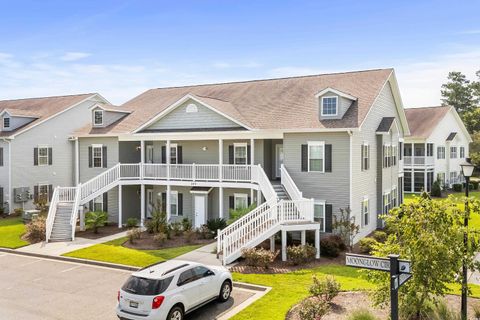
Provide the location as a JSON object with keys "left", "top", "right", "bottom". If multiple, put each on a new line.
{"left": 173, "top": 242, "right": 222, "bottom": 266}
{"left": 16, "top": 231, "right": 128, "bottom": 256}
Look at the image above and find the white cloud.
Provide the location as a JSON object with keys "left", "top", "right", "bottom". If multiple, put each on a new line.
{"left": 61, "top": 52, "right": 91, "bottom": 62}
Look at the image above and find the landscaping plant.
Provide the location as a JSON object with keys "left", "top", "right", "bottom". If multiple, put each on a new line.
{"left": 228, "top": 203, "right": 256, "bottom": 224}
{"left": 23, "top": 215, "right": 46, "bottom": 243}
{"left": 153, "top": 232, "right": 167, "bottom": 246}
{"left": 309, "top": 275, "right": 340, "bottom": 303}
{"left": 126, "top": 217, "right": 138, "bottom": 228}
{"left": 430, "top": 180, "right": 442, "bottom": 197}
{"left": 184, "top": 229, "right": 196, "bottom": 244}
{"left": 297, "top": 298, "right": 330, "bottom": 320}
{"left": 206, "top": 218, "right": 227, "bottom": 236}
{"left": 425, "top": 300, "right": 460, "bottom": 320}
{"left": 320, "top": 235, "right": 343, "bottom": 257}
{"left": 181, "top": 218, "right": 192, "bottom": 232}
{"left": 170, "top": 221, "right": 183, "bottom": 236}
{"left": 241, "top": 247, "right": 279, "bottom": 269}
{"left": 85, "top": 211, "right": 108, "bottom": 234}
{"left": 146, "top": 208, "right": 167, "bottom": 234}
{"left": 347, "top": 309, "right": 378, "bottom": 320}
{"left": 286, "top": 244, "right": 316, "bottom": 265}
{"left": 358, "top": 237, "right": 378, "bottom": 254}
{"left": 371, "top": 230, "right": 387, "bottom": 243}
{"left": 473, "top": 302, "right": 480, "bottom": 320}
{"left": 332, "top": 207, "right": 359, "bottom": 251}
{"left": 127, "top": 227, "right": 142, "bottom": 244}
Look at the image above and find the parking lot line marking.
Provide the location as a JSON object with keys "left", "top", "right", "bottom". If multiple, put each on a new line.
{"left": 19, "top": 259, "right": 41, "bottom": 267}
{"left": 60, "top": 265, "right": 82, "bottom": 273}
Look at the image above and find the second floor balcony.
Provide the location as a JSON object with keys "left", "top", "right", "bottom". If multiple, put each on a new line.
{"left": 404, "top": 155, "right": 434, "bottom": 167}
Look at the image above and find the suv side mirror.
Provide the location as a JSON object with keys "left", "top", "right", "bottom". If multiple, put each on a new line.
{"left": 205, "top": 270, "right": 215, "bottom": 277}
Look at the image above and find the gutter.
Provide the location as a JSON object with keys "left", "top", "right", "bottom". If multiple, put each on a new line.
{"left": 347, "top": 130, "right": 353, "bottom": 212}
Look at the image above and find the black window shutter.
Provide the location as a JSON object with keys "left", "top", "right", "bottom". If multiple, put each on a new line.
{"left": 48, "top": 185, "right": 53, "bottom": 202}
{"left": 177, "top": 146, "right": 183, "bottom": 164}
{"left": 161, "top": 146, "right": 166, "bottom": 164}
{"left": 48, "top": 147, "right": 53, "bottom": 165}
{"left": 178, "top": 193, "right": 183, "bottom": 216}
{"left": 0, "top": 187, "right": 3, "bottom": 205}
{"left": 103, "top": 192, "right": 108, "bottom": 212}
{"left": 367, "top": 145, "right": 370, "bottom": 170}
{"left": 88, "top": 146, "right": 93, "bottom": 168}
{"left": 229, "top": 196, "right": 234, "bottom": 209}
{"left": 33, "top": 186, "right": 39, "bottom": 203}
{"left": 89, "top": 200, "right": 94, "bottom": 212}
{"left": 301, "top": 144, "right": 308, "bottom": 172}
{"left": 102, "top": 146, "right": 107, "bottom": 168}
{"left": 228, "top": 146, "right": 234, "bottom": 164}
{"left": 0, "top": 147, "right": 3, "bottom": 166}
{"left": 361, "top": 145, "right": 364, "bottom": 171}
{"left": 325, "top": 204, "right": 333, "bottom": 233}
{"left": 34, "top": 147, "right": 38, "bottom": 166}
{"left": 161, "top": 192, "right": 167, "bottom": 213}
{"left": 247, "top": 145, "right": 251, "bottom": 164}
{"left": 248, "top": 196, "right": 251, "bottom": 206}
{"left": 325, "top": 144, "right": 332, "bottom": 172}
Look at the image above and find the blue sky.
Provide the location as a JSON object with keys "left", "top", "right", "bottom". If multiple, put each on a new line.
{"left": 0, "top": 0, "right": 479, "bottom": 106}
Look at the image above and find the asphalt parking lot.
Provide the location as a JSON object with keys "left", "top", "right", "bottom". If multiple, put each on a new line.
{"left": 0, "top": 253, "right": 258, "bottom": 320}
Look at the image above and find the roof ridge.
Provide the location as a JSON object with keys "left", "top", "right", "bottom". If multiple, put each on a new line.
{"left": 405, "top": 105, "right": 451, "bottom": 110}
{"left": 0, "top": 92, "right": 96, "bottom": 103}
{"left": 145, "top": 68, "right": 393, "bottom": 92}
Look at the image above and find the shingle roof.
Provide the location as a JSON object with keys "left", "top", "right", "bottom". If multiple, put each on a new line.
{"left": 404, "top": 106, "right": 451, "bottom": 139}
{"left": 75, "top": 68, "right": 394, "bottom": 135}
{"left": 92, "top": 104, "right": 132, "bottom": 113}
{"left": 446, "top": 132, "right": 457, "bottom": 141}
{"left": 376, "top": 117, "right": 396, "bottom": 133}
{"left": 0, "top": 93, "right": 95, "bottom": 137}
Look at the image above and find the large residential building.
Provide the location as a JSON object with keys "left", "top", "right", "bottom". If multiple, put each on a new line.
{"left": 0, "top": 94, "right": 109, "bottom": 214}
{"left": 403, "top": 106, "right": 472, "bottom": 193}
{"left": 44, "top": 68, "right": 409, "bottom": 264}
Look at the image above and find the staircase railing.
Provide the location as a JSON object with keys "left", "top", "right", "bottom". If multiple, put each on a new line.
{"left": 45, "top": 187, "right": 60, "bottom": 242}
{"left": 280, "top": 164, "right": 303, "bottom": 201}
{"left": 80, "top": 164, "right": 121, "bottom": 203}
{"left": 70, "top": 184, "right": 82, "bottom": 241}
{"left": 253, "top": 164, "right": 277, "bottom": 201}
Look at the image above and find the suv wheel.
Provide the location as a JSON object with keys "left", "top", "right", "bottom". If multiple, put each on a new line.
{"left": 167, "top": 306, "right": 184, "bottom": 320}
{"left": 218, "top": 280, "right": 232, "bottom": 302}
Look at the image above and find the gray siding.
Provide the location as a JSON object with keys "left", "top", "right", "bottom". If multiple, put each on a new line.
{"left": 1, "top": 115, "right": 35, "bottom": 132}
{"left": 119, "top": 141, "right": 141, "bottom": 163}
{"left": 91, "top": 107, "right": 126, "bottom": 128}
{"left": 145, "top": 99, "right": 242, "bottom": 131}
{"left": 79, "top": 137, "right": 119, "bottom": 182}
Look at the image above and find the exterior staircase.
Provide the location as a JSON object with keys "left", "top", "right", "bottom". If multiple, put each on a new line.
{"left": 49, "top": 203, "right": 74, "bottom": 241}
{"left": 272, "top": 181, "right": 290, "bottom": 200}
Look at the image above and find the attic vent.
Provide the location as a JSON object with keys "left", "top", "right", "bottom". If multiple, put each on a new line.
{"left": 186, "top": 103, "right": 198, "bottom": 113}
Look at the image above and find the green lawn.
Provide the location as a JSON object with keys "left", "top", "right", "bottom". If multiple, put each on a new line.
{"left": 63, "top": 237, "right": 202, "bottom": 267}
{"left": 0, "top": 217, "right": 29, "bottom": 249}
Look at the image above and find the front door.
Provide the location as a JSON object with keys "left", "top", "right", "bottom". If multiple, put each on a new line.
{"left": 275, "top": 144, "right": 284, "bottom": 178}
{"left": 194, "top": 195, "right": 206, "bottom": 228}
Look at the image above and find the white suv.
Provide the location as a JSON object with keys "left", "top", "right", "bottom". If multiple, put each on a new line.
{"left": 116, "top": 260, "right": 233, "bottom": 320}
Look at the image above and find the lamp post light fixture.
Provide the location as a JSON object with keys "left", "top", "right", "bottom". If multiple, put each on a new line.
{"left": 460, "top": 158, "right": 474, "bottom": 320}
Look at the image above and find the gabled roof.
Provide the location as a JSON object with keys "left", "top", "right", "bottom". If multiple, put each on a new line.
{"left": 0, "top": 93, "right": 101, "bottom": 138}
{"left": 90, "top": 104, "right": 132, "bottom": 114}
{"left": 74, "top": 68, "right": 396, "bottom": 135}
{"left": 404, "top": 106, "right": 451, "bottom": 139}
{"left": 315, "top": 87, "right": 357, "bottom": 100}
{"left": 376, "top": 117, "right": 396, "bottom": 133}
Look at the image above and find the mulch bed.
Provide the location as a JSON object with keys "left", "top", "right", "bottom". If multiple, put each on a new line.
{"left": 76, "top": 224, "right": 126, "bottom": 240}
{"left": 122, "top": 231, "right": 214, "bottom": 250}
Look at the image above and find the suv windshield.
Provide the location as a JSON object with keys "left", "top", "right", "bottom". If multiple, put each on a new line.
{"left": 122, "top": 276, "right": 173, "bottom": 296}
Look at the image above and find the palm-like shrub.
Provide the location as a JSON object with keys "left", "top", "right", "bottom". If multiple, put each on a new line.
{"left": 228, "top": 203, "right": 256, "bottom": 224}
{"left": 85, "top": 211, "right": 108, "bottom": 234}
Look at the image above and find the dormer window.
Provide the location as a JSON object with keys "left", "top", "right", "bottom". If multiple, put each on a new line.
{"left": 3, "top": 117, "right": 10, "bottom": 129}
{"left": 94, "top": 110, "right": 103, "bottom": 126}
{"left": 321, "top": 96, "right": 338, "bottom": 116}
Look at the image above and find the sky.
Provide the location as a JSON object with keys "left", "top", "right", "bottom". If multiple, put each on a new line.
{"left": 0, "top": 0, "right": 479, "bottom": 107}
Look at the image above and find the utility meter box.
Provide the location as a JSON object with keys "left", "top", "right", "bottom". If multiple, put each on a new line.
{"left": 13, "top": 187, "right": 30, "bottom": 203}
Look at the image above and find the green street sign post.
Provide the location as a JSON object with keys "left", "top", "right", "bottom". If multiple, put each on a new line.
{"left": 346, "top": 253, "right": 411, "bottom": 320}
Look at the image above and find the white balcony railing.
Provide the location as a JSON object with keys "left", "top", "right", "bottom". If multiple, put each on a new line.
{"left": 403, "top": 156, "right": 434, "bottom": 166}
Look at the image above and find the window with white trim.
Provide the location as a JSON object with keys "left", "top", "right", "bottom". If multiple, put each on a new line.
{"left": 426, "top": 143, "right": 434, "bottom": 157}
{"left": 93, "top": 195, "right": 104, "bottom": 212}
{"left": 170, "top": 191, "right": 178, "bottom": 216}
{"left": 93, "top": 110, "right": 103, "bottom": 126}
{"left": 460, "top": 146, "right": 465, "bottom": 158}
{"left": 92, "top": 145, "right": 103, "bottom": 168}
{"left": 450, "top": 146, "right": 457, "bottom": 159}
{"left": 437, "top": 172, "right": 445, "bottom": 186}
{"left": 170, "top": 144, "right": 178, "bottom": 164}
{"left": 361, "top": 198, "right": 369, "bottom": 227}
{"left": 383, "top": 191, "right": 391, "bottom": 215}
{"left": 38, "top": 146, "right": 49, "bottom": 166}
{"left": 437, "top": 146, "right": 445, "bottom": 159}
{"left": 234, "top": 193, "right": 248, "bottom": 210}
{"left": 308, "top": 141, "right": 325, "bottom": 172}
{"left": 450, "top": 171, "right": 457, "bottom": 184}
{"left": 38, "top": 184, "right": 49, "bottom": 203}
{"left": 321, "top": 96, "right": 338, "bottom": 116}
{"left": 361, "top": 143, "right": 370, "bottom": 171}
{"left": 3, "top": 117, "right": 10, "bottom": 129}
{"left": 383, "top": 144, "right": 393, "bottom": 168}
{"left": 234, "top": 143, "right": 247, "bottom": 165}
{"left": 391, "top": 186, "right": 397, "bottom": 207}
{"left": 314, "top": 202, "right": 325, "bottom": 232}
{"left": 392, "top": 145, "right": 397, "bottom": 166}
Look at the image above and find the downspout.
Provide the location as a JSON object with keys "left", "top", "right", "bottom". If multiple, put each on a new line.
{"left": 348, "top": 130, "right": 353, "bottom": 213}
{"left": 2, "top": 137, "right": 12, "bottom": 214}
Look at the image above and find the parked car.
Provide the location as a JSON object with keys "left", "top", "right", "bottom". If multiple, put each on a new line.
{"left": 116, "top": 260, "right": 233, "bottom": 320}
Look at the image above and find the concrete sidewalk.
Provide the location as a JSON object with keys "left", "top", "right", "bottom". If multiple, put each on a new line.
{"left": 173, "top": 242, "right": 222, "bottom": 266}
{"left": 17, "top": 231, "right": 128, "bottom": 256}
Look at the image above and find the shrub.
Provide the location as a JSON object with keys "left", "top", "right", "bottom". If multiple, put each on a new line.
{"left": 196, "top": 225, "right": 213, "bottom": 239}
{"left": 228, "top": 203, "right": 256, "bottom": 224}
{"left": 184, "top": 230, "right": 196, "bottom": 244}
{"left": 472, "top": 302, "right": 480, "bottom": 319}
{"left": 153, "top": 232, "right": 167, "bottom": 246}
{"left": 170, "top": 221, "right": 183, "bottom": 236}
{"left": 453, "top": 183, "right": 463, "bottom": 192}
{"left": 431, "top": 180, "right": 442, "bottom": 197}
{"left": 427, "top": 300, "right": 460, "bottom": 320}
{"left": 297, "top": 298, "right": 330, "bottom": 320}
{"left": 206, "top": 218, "right": 227, "bottom": 236}
{"left": 472, "top": 180, "right": 480, "bottom": 190}
{"left": 309, "top": 275, "right": 340, "bottom": 303}
{"left": 181, "top": 218, "right": 192, "bottom": 232}
{"left": 347, "top": 309, "right": 378, "bottom": 320}
{"left": 127, "top": 227, "right": 142, "bottom": 244}
{"left": 85, "top": 211, "right": 108, "bottom": 234}
{"left": 371, "top": 230, "right": 387, "bottom": 243}
{"left": 329, "top": 234, "right": 347, "bottom": 251}
{"left": 287, "top": 244, "right": 316, "bottom": 265}
{"left": 146, "top": 210, "right": 167, "bottom": 234}
{"left": 332, "top": 207, "right": 359, "bottom": 251}
{"left": 23, "top": 215, "right": 46, "bottom": 243}
{"left": 241, "top": 247, "right": 278, "bottom": 269}
{"left": 320, "top": 236, "right": 342, "bottom": 257}
{"left": 359, "top": 237, "right": 378, "bottom": 254}
{"left": 126, "top": 217, "right": 138, "bottom": 228}
{"left": 13, "top": 208, "right": 24, "bottom": 217}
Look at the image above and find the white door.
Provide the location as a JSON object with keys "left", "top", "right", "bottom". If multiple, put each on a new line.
{"left": 194, "top": 195, "right": 206, "bottom": 228}
{"left": 146, "top": 145, "right": 154, "bottom": 163}
{"left": 275, "top": 144, "right": 284, "bottom": 178}
{"left": 146, "top": 189, "right": 153, "bottom": 218}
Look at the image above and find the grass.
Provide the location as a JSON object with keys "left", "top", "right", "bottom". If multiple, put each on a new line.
{"left": 62, "top": 237, "right": 202, "bottom": 267}
{"left": 0, "top": 217, "right": 29, "bottom": 249}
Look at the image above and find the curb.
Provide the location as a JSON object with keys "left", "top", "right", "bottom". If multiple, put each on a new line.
{"left": 233, "top": 282, "right": 269, "bottom": 292}
{"left": 0, "top": 248, "right": 140, "bottom": 271}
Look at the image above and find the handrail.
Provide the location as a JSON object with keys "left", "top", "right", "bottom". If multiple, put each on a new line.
{"left": 280, "top": 164, "right": 303, "bottom": 201}
{"left": 45, "top": 187, "right": 59, "bottom": 242}
{"left": 253, "top": 165, "right": 277, "bottom": 201}
{"left": 70, "top": 184, "right": 82, "bottom": 241}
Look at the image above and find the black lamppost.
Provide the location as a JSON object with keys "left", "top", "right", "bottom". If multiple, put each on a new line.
{"left": 460, "top": 158, "right": 475, "bottom": 320}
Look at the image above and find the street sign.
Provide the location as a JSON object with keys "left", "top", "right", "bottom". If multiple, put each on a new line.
{"left": 399, "top": 273, "right": 412, "bottom": 286}
{"left": 345, "top": 253, "right": 390, "bottom": 271}
{"left": 399, "top": 261, "right": 411, "bottom": 274}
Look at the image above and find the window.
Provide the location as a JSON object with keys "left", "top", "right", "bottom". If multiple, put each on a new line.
{"left": 3, "top": 117, "right": 10, "bottom": 129}
{"left": 234, "top": 193, "right": 248, "bottom": 210}
{"left": 92, "top": 145, "right": 103, "bottom": 168}
{"left": 93, "top": 195, "right": 103, "bottom": 212}
{"left": 170, "top": 144, "right": 178, "bottom": 164}
{"left": 399, "top": 142, "right": 403, "bottom": 160}
{"left": 361, "top": 198, "right": 369, "bottom": 227}
{"left": 122, "top": 275, "right": 173, "bottom": 296}
{"left": 392, "top": 145, "right": 397, "bottom": 166}
{"left": 314, "top": 202, "right": 325, "bottom": 232}
{"left": 391, "top": 186, "right": 397, "bottom": 207}
{"left": 186, "top": 103, "right": 198, "bottom": 113}
{"left": 437, "top": 146, "right": 445, "bottom": 159}
{"left": 177, "top": 269, "right": 196, "bottom": 286}
{"left": 450, "top": 146, "right": 457, "bottom": 159}
{"left": 308, "top": 141, "right": 324, "bottom": 172}
{"left": 170, "top": 191, "right": 178, "bottom": 216}
{"left": 38, "top": 184, "right": 49, "bottom": 203}
{"left": 437, "top": 172, "right": 445, "bottom": 186}
{"left": 321, "top": 96, "right": 338, "bottom": 116}
{"left": 234, "top": 143, "right": 247, "bottom": 165}
{"left": 361, "top": 143, "right": 370, "bottom": 171}
{"left": 460, "top": 146, "right": 465, "bottom": 158}
{"left": 93, "top": 110, "right": 103, "bottom": 126}
{"left": 383, "top": 145, "right": 392, "bottom": 168}
{"left": 37, "top": 146, "right": 49, "bottom": 166}
{"left": 383, "top": 191, "right": 391, "bottom": 215}
{"left": 450, "top": 171, "right": 457, "bottom": 184}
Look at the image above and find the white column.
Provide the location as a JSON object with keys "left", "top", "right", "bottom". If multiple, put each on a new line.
{"left": 118, "top": 185, "right": 122, "bottom": 228}
{"left": 166, "top": 140, "right": 171, "bottom": 180}
{"left": 257, "top": 188, "right": 262, "bottom": 205}
{"left": 219, "top": 187, "right": 224, "bottom": 219}
{"left": 281, "top": 229, "right": 287, "bottom": 261}
{"left": 270, "top": 235, "right": 275, "bottom": 252}
{"left": 301, "top": 230, "right": 306, "bottom": 246}
{"left": 219, "top": 139, "right": 223, "bottom": 181}
{"left": 140, "top": 184, "right": 145, "bottom": 227}
{"left": 250, "top": 138, "right": 255, "bottom": 165}
{"left": 79, "top": 207, "right": 85, "bottom": 231}
{"left": 251, "top": 189, "right": 255, "bottom": 205}
{"left": 166, "top": 184, "right": 171, "bottom": 222}
{"left": 75, "top": 138, "right": 79, "bottom": 185}
{"left": 140, "top": 140, "right": 145, "bottom": 164}
{"left": 315, "top": 228, "right": 320, "bottom": 259}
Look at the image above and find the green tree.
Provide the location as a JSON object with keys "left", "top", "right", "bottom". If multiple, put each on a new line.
{"left": 441, "top": 71, "right": 477, "bottom": 114}
{"left": 85, "top": 211, "right": 108, "bottom": 234}
{"left": 366, "top": 195, "right": 480, "bottom": 319}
